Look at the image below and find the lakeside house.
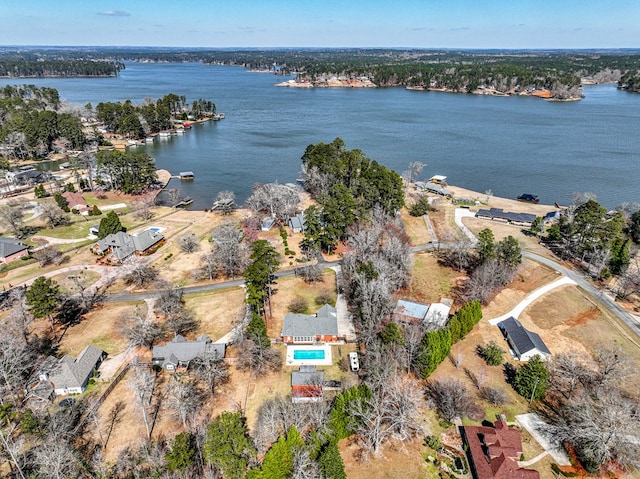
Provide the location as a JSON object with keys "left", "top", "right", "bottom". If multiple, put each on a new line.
{"left": 497, "top": 317, "right": 551, "bottom": 361}
{"left": 0, "top": 237, "right": 29, "bottom": 263}
{"left": 288, "top": 212, "right": 306, "bottom": 233}
{"left": 281, "top": 304, "right": 339, "bottom": 344}
{"left": 152, "top": 335, "right": 226, "bottom": 372}
{"left": 6, "top": 169, "right": 46, "bottom": 186}
{"left": 475, "top": 208, "right": 537, "bottom": 226}
{"left": 291, "top": 365, "right": 324, "bottom": 403}
{"left": 415, "top": 180, "right": 452, "bottom": 197}
{"left": 461, "top": 419, "right": 540, "bottom": 479}
{"left": 26, "top": 345, "right": 107, "bottom": 402}
{"left": 91, "top": 230, "right": 164, "bottom": 264}
{"left": 392, "top": 298, "right": 453, "bottom": 330}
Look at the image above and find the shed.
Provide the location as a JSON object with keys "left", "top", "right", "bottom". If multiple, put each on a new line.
{"left": 291, "top": 366, "right": 324, "bottom": 403}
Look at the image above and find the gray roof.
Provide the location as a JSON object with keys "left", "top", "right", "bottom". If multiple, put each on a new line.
{"left": 0, "top": 237, "right": 29, "bottom": 258}
{"left": 498, "top": 317, "right": 551, "bottom": 358}
{"left": 281, "top": 304, "right": 338, "bottom": 338}
{"left": 393, "top": 299, "right": 429, "bottom": 323}
{"left": 416, "top": 181, "right": 451, "bottom": 196}
{"left": 291, "top": 366, "right": 324, "bottom": 386}
{"left": 476, "top": 208, "right": 537, "bottom": 225}
{"left": 94, "top": 230, "right": 163, "bottom": 260}
{"left": 48, "top": 345, "right": 106, "bottom": 391}
{"left": 152, "top": 335, "right": 225, "bottom": 367}
{"left": 289, "top": 213, "right": 305, "bottom": 231}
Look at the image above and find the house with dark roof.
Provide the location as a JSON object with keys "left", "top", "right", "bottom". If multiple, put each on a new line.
{"left": 281, "top": 304, "right": 339, "bottom": 344}
{"left": 461, "top": 420, "right": 540, "bottom": 479}
{"left": 291, "top": 366, "right": 324, "bottom": 403}
{"left": 27, "top": 345, "right": 107, "bottom": 398}
{"left": 152, "top": 334, "right": 226, "bottom": 372}
{"left": 392, "top": 298, "right": 452, "bottom": 330}
{"left": 476, "top": 208, "right": 537, "bottom": 226}
{"left": 0, "top": 237, "right": 29, "bottom": 263}
{"left": 497, "top": 317, "right": 551, "bottom": 361}
{"left": 91, "top": 230, "right": 164, "bottom": 263}
{"left": 6, "top": 169, "right": 45, "bottom": 186}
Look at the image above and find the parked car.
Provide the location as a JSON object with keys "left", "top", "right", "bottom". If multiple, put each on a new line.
{"left": 349, "top": 352, "right": 360, "bottom": 372}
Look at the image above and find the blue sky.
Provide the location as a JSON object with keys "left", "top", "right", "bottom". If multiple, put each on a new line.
{"left": 1, "top": 0, "right": 638, "bottom": 48}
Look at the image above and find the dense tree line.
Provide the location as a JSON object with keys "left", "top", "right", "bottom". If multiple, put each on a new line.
{"left": 95, "top": 149, "right": 159, "bottom": 194}
{"left": 0, "top": 59, "right": 123, "bottom": 77}
{"left": 300, "top": 139, "right": 404, "bottom": 252}
{"left": 549, "top": 198, "right": 634, "bottom": 278}
{"left": 0, "top": 85, "right": 86, "bottom": 159}
{"left": 95, "top": 93, "right": 216, "bottom": 138}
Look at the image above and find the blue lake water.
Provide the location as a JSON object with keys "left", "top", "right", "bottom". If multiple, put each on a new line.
{"left": 2, "top": 62, "right": 639, "bottom": 209}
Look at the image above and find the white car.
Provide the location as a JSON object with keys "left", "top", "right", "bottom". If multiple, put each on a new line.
{"left": 349, "top": 352, "right": 360, "bottom": 372}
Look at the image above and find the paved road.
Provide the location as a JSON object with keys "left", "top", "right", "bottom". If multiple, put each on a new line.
{"left": 51, "top": 208, "right": 639, "bottom": 342}
{"left": 522, "top": 251, "right": 640, "bottom": 338}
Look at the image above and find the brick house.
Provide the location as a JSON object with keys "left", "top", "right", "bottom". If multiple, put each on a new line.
{"left": 0, "top": 237, "right": 29, "bottom": 264}
{"left": 281, "top": 304, "right": 339, "bottom": 344}
{"left": 461, "top": 420, "right": 540, "bottom": 479}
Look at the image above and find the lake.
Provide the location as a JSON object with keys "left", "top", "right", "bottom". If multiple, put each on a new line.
{"left": 2, "top": 62, "right": 639, "bottom": 209}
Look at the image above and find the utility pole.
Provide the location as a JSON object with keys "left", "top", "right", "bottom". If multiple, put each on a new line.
{"left": 529, "top": 377, "right": 540, "bottom": 404}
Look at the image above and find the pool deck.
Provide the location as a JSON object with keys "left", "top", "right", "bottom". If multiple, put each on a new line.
{"left": 286, "top": 344, "right": 333, "bottom": 367}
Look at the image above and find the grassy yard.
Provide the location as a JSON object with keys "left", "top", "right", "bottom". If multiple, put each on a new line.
{"left": 183, "top": 287, "right": 246, "bottom": 341}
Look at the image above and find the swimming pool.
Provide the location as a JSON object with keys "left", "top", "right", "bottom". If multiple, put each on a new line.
{"left": 293, "top": 349, "right": 326, "bottom": 360}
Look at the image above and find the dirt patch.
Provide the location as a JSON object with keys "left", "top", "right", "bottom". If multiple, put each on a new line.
{"left": 341, "top": 434, "right": 430, "bottom": 479}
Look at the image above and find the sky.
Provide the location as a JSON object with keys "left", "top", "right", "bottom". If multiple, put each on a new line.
{"left": 1, "top": 0, "right": 638, "bottom": 49}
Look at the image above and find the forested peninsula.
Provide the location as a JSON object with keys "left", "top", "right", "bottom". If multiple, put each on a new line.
{"left": 2, "top": 47, "right": 640, "bottom": 99}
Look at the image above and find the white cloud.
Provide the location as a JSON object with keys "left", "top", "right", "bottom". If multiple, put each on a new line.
{"left": 97, "top": 10, "right": 131, "bottom": 17}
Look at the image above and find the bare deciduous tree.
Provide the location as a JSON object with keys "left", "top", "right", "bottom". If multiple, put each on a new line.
{"left": 210, "top": 222, "right": 247, "bottom": 279}
{"left": 0, "top": 205, "right": 25, "bottom": 237}
{"left": 192, "top": 354, "right": 229, "bottom": 397}
{"left": 548, "top": 390, "right": 640, "bottom": 472}
{"left": 118, "top": 307, "right": 164, "bottom": 349}
{"left": 236, "top": 339, "right": 282, "bottom": 376}
{"left": 165, "top": 374, "right": 203, "bottom": 428}
{"left": 479, "top": 386, "right": 508, "bottom": 406}
{"left": 177, "top": 233, "right": 199, "bottom": 253}
{"left": 131, "top": 193, "right": 156, "bottom": 220}
{"left": 123, "top": 258, "right": 158, "bottom": 287}
{"left": 129, "top": 359, "right": 156, "bottom": 440}
{"left": 212, "top": 190, "right": 236, "bottom": 215}
{"left": 426, "top": 377, "right": 481, "bottom": 423}
{"left": 246, "top": 182, "right": 300, "bottom": 220}
{"left": 39, "top": 201, "right": 68, "bottom": 228}
{"left": 33, "top": 438, "right": 81, "bottom": 479}
{"left": 33, "top": 245, "right": 64, "bottom": 267}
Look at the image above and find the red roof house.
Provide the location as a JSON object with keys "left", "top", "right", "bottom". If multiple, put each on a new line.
{"left": 62, "top": 191, "right": 91, "bottom": 214}
{"left": 462, "top": 420, "right": 540, "bottom": 479}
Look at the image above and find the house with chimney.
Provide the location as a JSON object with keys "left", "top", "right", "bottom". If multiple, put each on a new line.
{"left": 461, "top": 420, "right": 540, "bottom": 479}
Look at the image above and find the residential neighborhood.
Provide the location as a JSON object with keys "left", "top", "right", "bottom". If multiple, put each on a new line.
{"left": 0, "top": 134, "right": 638, "bottom": 479}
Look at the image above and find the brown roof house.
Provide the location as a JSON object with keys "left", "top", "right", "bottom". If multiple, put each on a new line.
{"left": 92, "top": 230, "right": 164, "bottom": 264}
{"left": 152, "top": 334, "right": 226, "bottom": 372}
{"left": 0, "top": 237, "right": 29, "bottom": 264}
{"left": 62, "top": 191, "right": 91, "bottom": 214}
{"left": 291, "top": 366, "right": 324, "bottom": 403}
{"left": 281, "top": 304, "right": 339, "bottom": 344}
{"left": 461, "top": 420, "right": 540, "bottom": 479}
{"left": 26, "top": 345, "right": 107, "bottom": 401}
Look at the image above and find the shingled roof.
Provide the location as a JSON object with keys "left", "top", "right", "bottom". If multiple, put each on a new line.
{"left": 281, "top": 304, "right": 338, "bottom": 338}
{"left": 48, "top": 345, "right": 106, "bottom": 392}
{"left": 0, "top": 237, "right": 29, "bottom": 258}
{"left": 498, "top": 317, "right": 551, "bottom": 360}
{"left": 462, "top": 420, "right": 540, "bottom": 479}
